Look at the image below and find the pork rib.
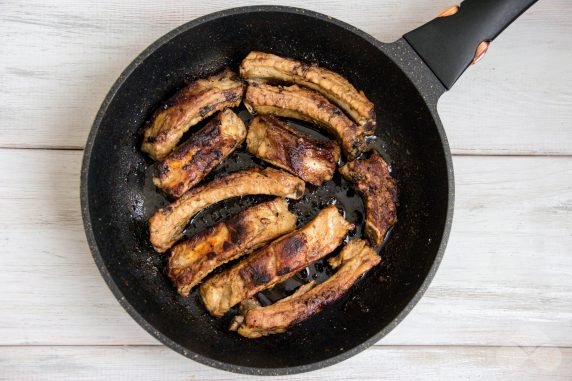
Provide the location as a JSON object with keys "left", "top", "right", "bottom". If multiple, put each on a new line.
{"left": 168, "top": 198, "right": 296, "bottom": 296}
{"left": 154, "top": 109, "right": 246, "bottom": 198}
{"left": 142, "top": 69, "right": 244, "bottom": 160}
{"left": 339, "top": 151, "right": 398, "bottom": 246}
{"left": 149, "top": 168, "right": 305, "bottom": 253}
{"left": 246, "top": 115, "right": 340, "bottom": 185}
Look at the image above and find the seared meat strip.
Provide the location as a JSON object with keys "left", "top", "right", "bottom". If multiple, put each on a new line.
{"left": 142, "top": 69, "right": 245, "bottom": 160}
{"left": 246, "top": 115, "right": 340, "bottom": 186}
{"left": 153, "top": 109, "right": 246, "bottom": 198}
{"left": 339, "top": 151, "right": 398, "bottom": 246}
{"left": 168, "top": 198, "right": 296, "bottom": 296}
{"left": 240, "top": 51, "right": 376, "bottom": 129}
{"left": 149, "top": 168, "right": 305, "bottom": 253}
{"left": 230, "top": 239, "right": 380, "bottom": 338}
{"left": 244, "top": 83, "right": 371, "bottom": 160}
{"left": 200, "top": 205, "right": 353, "bottom": 317}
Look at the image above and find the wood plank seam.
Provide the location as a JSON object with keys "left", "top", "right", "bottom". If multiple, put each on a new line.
{"left": 1, "top": 147, "right": 572, "bottom": 158}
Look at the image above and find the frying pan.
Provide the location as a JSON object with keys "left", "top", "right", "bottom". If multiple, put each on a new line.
{"left": 81, "top": 0, "right": 537, "bottom": 375}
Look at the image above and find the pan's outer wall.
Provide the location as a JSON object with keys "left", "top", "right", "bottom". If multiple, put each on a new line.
{"left": 81, "top": 6, "right": 454, "bottom": 376}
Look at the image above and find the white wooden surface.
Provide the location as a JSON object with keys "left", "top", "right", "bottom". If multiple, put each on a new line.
{"left": 3, "top": 346, "right": 571, "bottom": 380}
{"left": 1, "top": 0, "right": 571, "bottom": 154}
{"left": 0, "top": 0, "right": 571, "bottom": 379}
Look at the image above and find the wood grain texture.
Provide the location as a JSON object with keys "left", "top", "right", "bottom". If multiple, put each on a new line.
{"left": 0, "top": 0, "right": 571, "bottom": 154}
{"left": 0, "top": 150, "right": 570, "bottom": 347}
{"left": 1, "top": 345, "right": 570, "bottom": 380}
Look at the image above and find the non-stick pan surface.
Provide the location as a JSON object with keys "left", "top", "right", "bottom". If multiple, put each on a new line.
{"left": 81, "top": 3, "right": 531, "bottom": 374}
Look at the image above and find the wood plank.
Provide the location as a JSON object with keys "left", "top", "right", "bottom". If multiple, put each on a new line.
{"left": 1, "top": 345, "right": 570, "bottom": 380}
{"left": 0, "top": 0, "right": 570, "bottom": 154}
{"left": 0, "top": 150, "right": 570, "bottom": 347}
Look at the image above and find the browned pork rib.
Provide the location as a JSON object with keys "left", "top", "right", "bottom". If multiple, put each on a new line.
{"left": 244, "top": 83, "right": 371, "bottom": 160}
{"left": 149, "top": 168, "right": 305, "bottom": 253}
{"left": 200, "top": 205, "right": 354, "bottom": 317}
{"left": 168, "top": 198, "right": 296, "bottom": 296}
{"left": 339, "top": 151, "right": 398, "bottom": 247}
{"left": 240, "top": 51, "right": 376, "bottom": 129}
{"left": 246, "top": 115, "right": 340, "bottom": 186}
{"left": 141, "top": 69, "right": 245, "bottom": 160}
{"left": 229, "top": 239, "right": 380, "bottom": 338}
{"left": 153, "top": 109, "right": 246, "bottom": 198}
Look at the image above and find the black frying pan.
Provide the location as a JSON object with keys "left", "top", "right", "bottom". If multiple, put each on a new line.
{"left": 81, "top": 0, "right": 536, "bottom": 375}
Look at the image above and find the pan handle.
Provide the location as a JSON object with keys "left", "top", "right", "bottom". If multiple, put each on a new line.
{"left": 403, "top": 0, "right": 537, "bottom": 89}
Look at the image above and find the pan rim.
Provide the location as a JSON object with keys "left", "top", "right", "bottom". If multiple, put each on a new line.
{"left": 80, "top": 5, "right": 454, "bottom": 376}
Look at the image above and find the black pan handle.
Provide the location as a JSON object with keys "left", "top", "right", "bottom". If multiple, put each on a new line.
{"left": 404, "top": 0, "right": 537, "bottom": 89}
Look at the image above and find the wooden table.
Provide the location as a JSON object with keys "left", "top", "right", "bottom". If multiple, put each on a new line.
{"left": 1, "top": 1, "right": 571, "bottom": 379}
